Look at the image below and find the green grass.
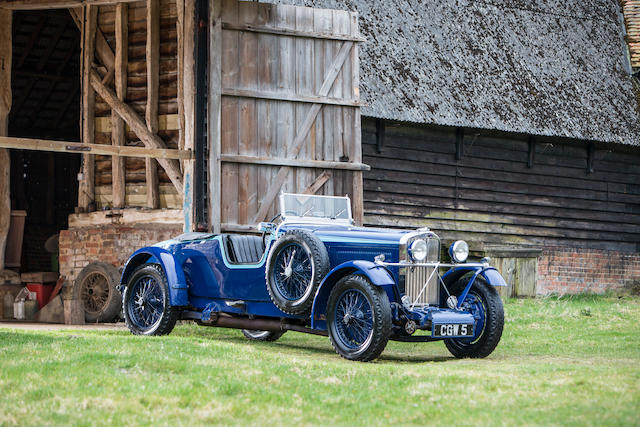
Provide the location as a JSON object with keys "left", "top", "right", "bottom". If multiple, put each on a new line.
{"left": 1, "top": 295, "right": 639, "bottom": 426}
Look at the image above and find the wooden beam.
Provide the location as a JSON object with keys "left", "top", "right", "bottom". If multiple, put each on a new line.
{"left": 375, "top": 118, "right": 385, "bottom": 153}
{"left": 0, "top": 136, "right": 193, "bottom": 160}
{"left": 351, "top": 35, "right": 364, "bottom": 226}
{"left": 221, "top": 22, "right": 366, "bottom": 42}
{"left": 69, "top": 7, "right": 114, "bottom": 83}
{"left": 0, "top": 8, "right": 11, "bottom": 271}
{"left": 68, "top": 208, "right": 183, "bottom": 227}
{"left": 176, "top": 0, "right": 185, "bottom": 151}
{"left": 587, "top": 143, "right": 595, "bottom": 174}
{"left": 96, "top": 114, "right": 179, "bottom": 133}
{"left": 78, "top": 5, "right": 97, "bottom": 212}
{"left": 303, "top": 171, "right": 331, "bottom": 195}
{"left": 221, "top": 88, "right": 362, "bottom": 107}
{"left": 252, "top": 41, "right": 355, "bottom": 224}
{"left": 455, "top": 127, "right": 464, "bottom": 161}
{"left": 1, "top": 0, "right": 141, "bottom": 10}
{"left": 208, "top": 0, "right": 221, "bottom": 233}
{"left": 181, "top": 0, "right": 196, "bottom": 232}
{"left": 527, "top": 136, "right": 535, "bottom": 168}
{"left": 221, "top": 154, "right": 370, "bottom": 171}
{"left": 89, "top": 70, "right": 184, "bottom": 193}
{"left": 145, "top": 0, "right": 159, "bottom": 209}
{"left": 112, "top": 2, "right": 127, "bottom": 208}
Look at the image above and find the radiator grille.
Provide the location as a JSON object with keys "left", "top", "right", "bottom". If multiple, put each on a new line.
{"left": 401, "top": 233, "right": 440, "bottom": 306}
{"left": 405, "top": 266, "right": 439, "bottom": 306}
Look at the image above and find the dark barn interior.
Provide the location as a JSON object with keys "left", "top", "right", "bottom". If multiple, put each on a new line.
{"left": 9, "top": 9, "right": 80, "bottom": 272}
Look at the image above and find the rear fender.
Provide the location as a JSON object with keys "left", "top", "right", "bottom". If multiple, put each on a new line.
{"left": 310, "top": 260, "right": 396, "bottom": 330}
{"left": 120, "top": 247, "right": 188, "bottom": 307}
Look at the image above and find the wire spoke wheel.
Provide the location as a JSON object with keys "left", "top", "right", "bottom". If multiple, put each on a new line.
{"left": 80, "top": 272, "right": 110, "bottom": 315}
{"left": 75, "top": 262, "right": 122, "bottom": 323}
{"left": 266, "top": 230, "right": 329, "bottom": 315}
{"left": 444, "top": 277, "right": 504, "bottom": 359}
{"left": 327, "top": 275, "right": 391, "bottom": 362}
{"left": 334, "top": 289, "right": 374, "bottom": 349}
{"left": 128, "top": 275, "right": 164, "bottom": 330}
{"left": 123, "top": 264, "right": 178, "bottom": 336}
{"left": 273, "top": 243, "right": 313, "bottom": 301}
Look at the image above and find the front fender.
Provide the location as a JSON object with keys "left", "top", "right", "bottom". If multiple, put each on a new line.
{"left": 120, "top": 247, "right": 188, "bottom": 307}
{"left": 310, "top": 260, "right": 396, "bottom": 330}
{"left": 441, "top": 265, "right": 507, "bottom": 309}
{"left": 441, "top": 266, "right": 508, "bottom": 288}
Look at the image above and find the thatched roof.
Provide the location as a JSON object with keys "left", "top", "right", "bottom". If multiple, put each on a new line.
{"left": 274, "top": 0, "right": 640, "bottom": 146}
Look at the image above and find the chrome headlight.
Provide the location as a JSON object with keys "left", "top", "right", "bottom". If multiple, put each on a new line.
{"left": 449, "top": 240, "right": 469, "bottom": 263}
{"left": 409, "top": 239, "right": 428, "bottom": 262}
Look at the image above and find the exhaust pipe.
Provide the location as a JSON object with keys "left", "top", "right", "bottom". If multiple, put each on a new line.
{"left": 185, "top": 311, "right": 327, "bottom": 336}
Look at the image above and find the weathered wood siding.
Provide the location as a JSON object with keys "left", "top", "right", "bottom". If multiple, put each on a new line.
{"left": 363, "top": 118, "right": 640, "bottom": 252}
{"left": 213, "top": 0, "right": 363, "bottom": 230}
{"left": 93, "top": 0, "right": 180, "bottom": 209}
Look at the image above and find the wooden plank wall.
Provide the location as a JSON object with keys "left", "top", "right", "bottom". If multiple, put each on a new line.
{"left": 362, "top": 118, "right": 640, "bottom": 252}
{"left": 93, "top": 0, "right": 180, "bottom": 209}
{"left": 217, "top": 0, "right": 362, "bottom": 229}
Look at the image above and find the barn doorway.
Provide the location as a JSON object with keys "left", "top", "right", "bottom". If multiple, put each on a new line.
{"left": 8, "top": 9, "right": 81, "bottom": 273}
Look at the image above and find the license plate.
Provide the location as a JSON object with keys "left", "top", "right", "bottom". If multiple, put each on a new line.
{"left": 433, "top": 323, "right": 474, "bottom": 337}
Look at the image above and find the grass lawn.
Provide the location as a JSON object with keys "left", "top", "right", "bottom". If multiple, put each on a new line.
{"left": 0, "top": 295, "right": 639, "bottom": 426}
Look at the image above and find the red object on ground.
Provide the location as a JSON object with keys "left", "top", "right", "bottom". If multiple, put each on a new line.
{"left": 47, "top": 276, "right": 65, "bottom": 305}
{"left": 26, "top": 284, "right": 54, "bottom": 309}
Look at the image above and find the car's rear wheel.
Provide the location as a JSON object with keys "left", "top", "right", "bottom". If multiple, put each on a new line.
{"left": 265, "top": 230, "right": 329, "bottom": 315}
{"left": 123, "top": 264, "right": 178, "bottom": 335}
{"left": 241, "top": 329, "right": 286, "bottom": 341}
{"left": 327, "top": 275, "right": 391, "bottom": 362}
{"left": 444, "top": 277, "right": 504, "bottom": 358}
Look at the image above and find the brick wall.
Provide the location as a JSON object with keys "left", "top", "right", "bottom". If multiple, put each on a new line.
{"left": 58, "top": 223, "right": 183, "bottom": 288}
{"left": 536, "top": 247, "right": 640, "bottom": 295}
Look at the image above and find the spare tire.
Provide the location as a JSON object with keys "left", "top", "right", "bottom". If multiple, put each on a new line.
{"left": 75, "top": 262, "right": 122, "bottom": 323}
{"left": 266, "top": 230, "right": 329, "bottom": 315}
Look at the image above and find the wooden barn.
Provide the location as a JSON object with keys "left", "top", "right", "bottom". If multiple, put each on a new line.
{"left": 0, "top": 0, "right": 638, "bottom": 323}
{"left": 278, "top": 0, "right": 640, "bottom": 296}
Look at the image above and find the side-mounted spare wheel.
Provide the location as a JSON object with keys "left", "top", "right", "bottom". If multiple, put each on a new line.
{"left": 123, "top": 263, "right": 179, "bottom": 335}
{"left": 75, "top": 262, "right": 122, "bottom": 323}
{"left": 265, "top": 230, "right": 330, "bottom": 315}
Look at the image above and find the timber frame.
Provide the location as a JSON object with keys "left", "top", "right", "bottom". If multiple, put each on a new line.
{"left": 0, "top": 0, "right": 197, "bottom": 231}
{"left": 0, "top": 0, "right": 366, "bottom": 238}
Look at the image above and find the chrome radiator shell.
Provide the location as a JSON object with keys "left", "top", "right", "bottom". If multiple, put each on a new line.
{"left": 399, "top": 230, "right": 440, "bottom": 306}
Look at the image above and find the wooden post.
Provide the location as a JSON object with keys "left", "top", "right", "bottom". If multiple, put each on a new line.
{"left": 78, "top": 5, "right": 98, "bottom": 212}
{"left": 176, "top": 0, "right": 185, "bottom": 152}
{"left": 145, "top": 0, "right": 159, "bottom": 209}
{"left": 0, "top": 9, "right": 11, "bottom": 271}
{"left": 208, "top": 0, "right": 222, "bottom": 233}
{"left": 182, "top": 0, "right": 196, "bottom": 231}
{"left": 112, "top": 2, "right": 127, "bottom": 208}
{"left": 351, "top": 31, "right": 363, "bottom": 225}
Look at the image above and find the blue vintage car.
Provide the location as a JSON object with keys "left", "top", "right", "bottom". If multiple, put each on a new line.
{"left": 120, "top": 193, "right": 506, "bottom": 361}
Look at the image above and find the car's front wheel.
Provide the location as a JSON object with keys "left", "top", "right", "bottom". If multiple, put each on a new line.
{"left": 123, "top": 264, "right": 178, "bottom": 335}
{"left": 444, "top": 277, "right": 504, "bottom": 358}
{"left": 327, "top": 275, "right": 391, "bottom": 362}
